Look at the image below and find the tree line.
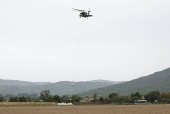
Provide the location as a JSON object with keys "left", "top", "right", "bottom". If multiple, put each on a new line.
{"left": 93, "top": 91, "right": 170, "bottom": 104}
{"left": 0, "top": 90, "right": 170, "bottom": 104}
{"left": 0, "top": 90, "right": 82, "bottom": 103}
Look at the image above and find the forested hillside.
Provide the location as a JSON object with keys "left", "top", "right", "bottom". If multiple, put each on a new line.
{"left": 78, "top": 67, "right": 170, "bottom": 97}
{"left": 0, "top": 81, "right": 116, "bottom": 96}
{"left": 89, "top": 80, "right": 124, "bottom": 84}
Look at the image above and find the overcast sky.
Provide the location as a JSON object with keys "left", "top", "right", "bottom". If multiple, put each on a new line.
{"left": 1, "top": 0, "right": 170, "bottom": 82}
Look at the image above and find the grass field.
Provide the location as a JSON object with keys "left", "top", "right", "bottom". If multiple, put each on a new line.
{"left": 0, "top": 103, "right": 170, "bottom": 114}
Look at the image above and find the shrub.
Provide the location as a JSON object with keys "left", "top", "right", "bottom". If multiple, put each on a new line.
{"left": 113, "top": 96, "right": 130, "bottom": 103}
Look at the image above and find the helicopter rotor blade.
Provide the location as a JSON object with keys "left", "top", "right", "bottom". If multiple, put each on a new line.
{"left": 73, "top": 8, "right": 85, "bottom": 12}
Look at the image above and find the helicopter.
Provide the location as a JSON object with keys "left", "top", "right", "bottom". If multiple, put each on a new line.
{"left": 73, "top": 8, "right": 93, "bottom": 19}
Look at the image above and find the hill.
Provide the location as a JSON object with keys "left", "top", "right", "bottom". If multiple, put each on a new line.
{"left": 89, "top": 79, "right": 124, "bottom": 84}
{"left": 0, "top": 79, "right": 51, "bottom": 86}
{"left": 0, "top": 81, "right": 123, "bottom": 96}
{"left": 77, "top": 67, "right": 170, "bottom": 97}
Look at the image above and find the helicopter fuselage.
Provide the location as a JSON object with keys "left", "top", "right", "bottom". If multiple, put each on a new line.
{"left": 79, "top": 12, "right": 92, "bottom": 18}
{"left": 73, "top": 8, "right": 93, "bottom": 19}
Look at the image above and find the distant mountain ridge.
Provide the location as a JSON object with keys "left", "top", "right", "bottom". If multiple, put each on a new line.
{"left": 77, "top": 67, "right": 170, "bottom": 97}
{"left": 0, "top": 79, "right": 123, "bottom": 86}
{"left": 0, "top": 79, "right": 123, "bottom": 96}
{"left": 0, "top": 79, "right": 51, "bottom": 86}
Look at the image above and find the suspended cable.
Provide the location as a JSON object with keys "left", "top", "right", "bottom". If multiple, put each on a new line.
{"left": 72, "top": 18, "right": 84, "bottom": 86}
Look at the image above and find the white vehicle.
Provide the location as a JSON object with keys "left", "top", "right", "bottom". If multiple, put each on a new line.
{"left": 57, "top": 102, "right": 73, "bottom": 106}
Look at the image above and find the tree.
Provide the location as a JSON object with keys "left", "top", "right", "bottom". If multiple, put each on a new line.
{"left": 53, "top": 95, "right": 60, "bottom": 103}
{"left": 75, "top": 98, "right": 80, "bottom": 102}
{"left": 99, "top": 97, "right": 104, "bottom": 102}
{"left": 93, "top": 94, "right": 97, "bottom": 102}
{"left": 27, "top": 97, "right": 31, "bottom": 102}
{"left": 0, "top": 97, "right": 4, "bottom": 102}
{"left": 71, "top": 95, "right": 80, "bottom": 102}
{"left": 60, "top": 97, "right": 64, "bottom": 102}
{"left": 108, "top": 93, "right": 118, "bottom": 98}
{"left": 62, "top": 94, "right": 69, "bottom": 99}
{"left": 71, "top": 95, "right": 76, "bottom": 102}
{"left": 144, "top": 91, "right": 161, "bottom": 103}
{"left": 130, "top": 92, "right": 142, "bottom": 100}
{"left": 161, "top": 92, "right": 170, "bottom": 99}
{"left": 161, "top": 98, "right": 168, "bottom": 103}
{"left": 9, "top": 97, "right": 18, "bottom": 102}
{"left": 18, "top": 97, "right": 27, "bottom": 102}
{"left": 44, "top": 96, "right": 53, "bottom": 102}
{"left": 34, "top": 99, "right": 40, "bottom": 102}
{"left": 168, "top": 99, "right": 170, "bottom": 104}
{"left": 40, "top": 90, "right": 51, "bottom": 100}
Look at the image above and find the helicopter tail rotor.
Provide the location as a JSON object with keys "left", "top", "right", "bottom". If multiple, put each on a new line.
{"left": 88, "top": 10, "right": 90, "bottom": 15}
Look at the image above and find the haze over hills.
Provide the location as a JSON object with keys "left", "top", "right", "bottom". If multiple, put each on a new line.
{"left": 77, "top": 67, "right": 170, "bottom": 97}
{"left": 0, "top": 79, "right": 51, "bottom": 86}
{"left": 89, "top": 80, "right": 124, "bottom": 84}
{"left": 2, "top": 66, "right": 170, "bottom": 97}
{"left": 0, "top": 79, "right": 123, "bottom": 96}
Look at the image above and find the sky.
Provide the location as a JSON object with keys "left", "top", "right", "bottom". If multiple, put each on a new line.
{"left": 0, "top": 0, "right": 170, "bottom": 82}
